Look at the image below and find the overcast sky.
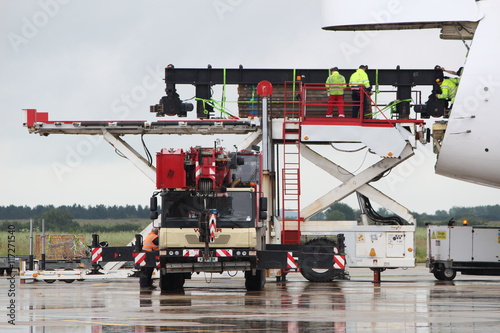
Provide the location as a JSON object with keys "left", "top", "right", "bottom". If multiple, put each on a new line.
{"left": 1, "top": 0, "right": 499, "bottom": 215}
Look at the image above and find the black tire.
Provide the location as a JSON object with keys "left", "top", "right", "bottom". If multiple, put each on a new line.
{"left": 434, "top": 268, "right": 456, "bottom": 281}
{"left": 160, "top": 272, "right": 185, "bottom": 292}
{"left": 62, "top": 269, "right": 75, "bottom": 283}
{"left": 5, "top": 268, "right": 12, "bottom": 276}
{"left": 0, "top": 268, "right": 4, "bottom": 275}
{"left": 44, "top": 269, "right": 56, "bottom": 283}
{"left": 245, "top": 269, "right": 266, "bottom": 291}
{"left": 300, "top": 237, "right": 338, "bottom": 283}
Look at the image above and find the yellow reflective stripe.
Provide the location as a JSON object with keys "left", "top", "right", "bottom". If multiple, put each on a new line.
{"left": 350, "top": 79, "right": 369, "bottom": 85}
{"left": 349, "top": 70, "right": 370, "bottom": 88}
{"left": 440, "top": 84, "right": 457, "bottom": 98}
{"left": 326, "top": 84, "right": 345, "bottom": 91}
{"left": 326, "top": 74, "right": 346, "bottom": 95}
{"left": 143, "top": 244, "right": 159, "bottom": 252}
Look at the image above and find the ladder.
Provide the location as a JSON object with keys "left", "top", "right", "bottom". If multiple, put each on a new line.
{"left": 281, "top": 81, "right": 302, "bottom": 245}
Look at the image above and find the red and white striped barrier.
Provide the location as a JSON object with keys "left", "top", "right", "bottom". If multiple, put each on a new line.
{"left": 215, "top": 249, "right": 233, "bottom": 257}
{"left": 333, "top": 247, "right": 345, "bottom": 269}
{"left": 91, "top": 248, "right": 102, "bottom": 264}
{"left": 287, "top": 252, "right": 298, "bottom": 269}
{"left": 134, "top": 252, "right": 146, "bottom": 267}
{"left": 334, "top": 255, "right": 345, "bottom": 269}
{"left": 183, "top": 249, "right": 200, "bottom": 257}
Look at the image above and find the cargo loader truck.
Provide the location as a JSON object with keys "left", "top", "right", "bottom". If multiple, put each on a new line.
{"left": 91, "top": 145, "right": 346, "bottom": 292}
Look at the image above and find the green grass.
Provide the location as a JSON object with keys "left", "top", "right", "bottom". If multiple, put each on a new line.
{"left": 0, "top": 230, "right": 139, "bottom": 256}
{"left": 415, "top": 227, "right": 427, "bottom": 263}
{"left": 95, "top": 231, "right": 139, "bottom": 246}
{"left": 74, "top": 218, "right": 150, "bottom": 226}
{"left": 0, "top": 218, "right": 150, "bottom": 256}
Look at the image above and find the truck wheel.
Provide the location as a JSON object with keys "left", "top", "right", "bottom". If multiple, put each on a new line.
{"left": 0, "top": 269, "right": 4, "bottom": 275}
{"left": 434, "top": 268, "right": 456, "bottom": 281}
{"left": 62, "top": 269, "right": 75, "bottom": 283}
{"left": 300, "top": 238, "right": 338, "bottom": 282}
{"left": 245, "top": 269, "right": 266, "bottom": 291}
{"left": 160, "top": 273, "right": 185, "bottom": 292}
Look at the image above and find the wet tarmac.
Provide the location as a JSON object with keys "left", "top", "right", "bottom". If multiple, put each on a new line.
{"left": 2, "top": 264, "right": 500, "bottom": 332}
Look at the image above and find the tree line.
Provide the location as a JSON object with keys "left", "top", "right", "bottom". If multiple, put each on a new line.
{"left": 414, "top": 205, "right": 500, "bottom": 226}
{"left": 0, "top": 204, "right": 151, "bottom": 232}
{"left": 311, "top": 203, "right": 500, "bottom": 226}
{"left": 1, "top": 203, "right": 499, "bottom": 231}
{"left": 0, "top": 204, "right": 150, "bottom": 220}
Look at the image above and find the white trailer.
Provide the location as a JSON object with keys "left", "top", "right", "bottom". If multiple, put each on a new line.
{"left": 426, "top": 225, "right": 500, "bottom": 280}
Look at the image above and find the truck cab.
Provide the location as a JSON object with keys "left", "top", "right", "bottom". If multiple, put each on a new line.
{"left": 154, "top": 147, "right": 268, "bottom": 291}
{"left": 159, "top": 187, "right": 260, "bottom": 249}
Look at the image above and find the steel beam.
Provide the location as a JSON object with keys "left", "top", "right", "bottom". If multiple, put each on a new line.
{"left": 102, "top": 221, "right": 156, "bottom": 271}
{"left": 235, "top": 129, "right": 262, "bottom": 151}
{"left": 102, "top": 130, "right": 156, "bottom": 183}
{"left": 300, "top": 143, "right": 416, "bottom": 223}
{"left": 164, "top": 66, "right": 437, "bottom": 86}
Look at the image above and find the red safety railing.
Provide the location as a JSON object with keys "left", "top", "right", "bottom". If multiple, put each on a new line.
{"left": 298, "top": 83, "right": 424, "bottom": 127}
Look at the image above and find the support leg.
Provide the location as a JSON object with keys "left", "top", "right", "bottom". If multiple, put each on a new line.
{"left": 372, "top": 268, "right": 382, "bottom": 284}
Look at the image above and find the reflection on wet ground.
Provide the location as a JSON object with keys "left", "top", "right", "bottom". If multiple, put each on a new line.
{"left": 2, "top": 265, "right": 500, "bottom": 332}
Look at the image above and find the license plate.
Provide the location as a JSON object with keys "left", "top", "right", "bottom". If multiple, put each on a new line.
{"left": 197, "top": 257, "right": 218, "bottom": 262}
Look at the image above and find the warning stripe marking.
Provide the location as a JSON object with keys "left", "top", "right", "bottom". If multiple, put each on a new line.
{"left": 134, "top": 252, "right": 146, "bottom": 267}
{"left": 195, "top": 162, "right": 216, "bottom": 177}
{"left": 286, "top": 252, "right": 298, "bottom": 269}
{"left": 183, "top": 249, "right": 200, "bottom": 257}
{"left": 91, "top": 248, "right": 102, "bottom": 264}
{"left": 209, "top": 214, "right": 217, "bottom": 243}
{"left": 215, "top": 249, "right": 233, "bottom": 257}
{"left": 334, "top": 255, "right": 345, "bottom": 269}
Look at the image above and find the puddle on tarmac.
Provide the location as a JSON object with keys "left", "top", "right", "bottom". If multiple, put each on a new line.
{"left": 3, "top": 270, "right": 500, "bottom": 332}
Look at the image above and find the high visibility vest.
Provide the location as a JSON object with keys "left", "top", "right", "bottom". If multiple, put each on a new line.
{"left": 143, "top": 232, "right": 159, "bottom": 252}
{"left": 450, "top": 77, "right": 460, "bottom": 86}
{"left": 437, "top": 78, "right": 457, "bottom": 103}
{"left": 349, "top": 69, "right": 370, "bottom": 90}
{"left": 326, "top": 71, "right": 346, "bottom": 95}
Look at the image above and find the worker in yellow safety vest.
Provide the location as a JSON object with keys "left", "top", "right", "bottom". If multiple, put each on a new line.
{"left": 437, "top": 66, "right": 463, "bottom": 86}
{"left": 435, "top": 78, "right": 457, "bottom": 106}
{"left": 349, "top": 65, "right": 372, "bottom": 118}
{"left": 140, "top": 227, "right": 159, "bottom": 289}
{"left": 325, "top": 67, "right": 346, "bottom": 117}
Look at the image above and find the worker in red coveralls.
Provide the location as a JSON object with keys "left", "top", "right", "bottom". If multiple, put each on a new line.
{"left": 140, "top": 227, "right": 159, "bottom": 289}
{"left": 325, "top": 67, "right": 346, "bottom": 117}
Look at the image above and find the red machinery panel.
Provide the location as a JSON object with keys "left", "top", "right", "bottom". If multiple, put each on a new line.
{"left": 156, "top": 149, "right": 186, "bottom": 189}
